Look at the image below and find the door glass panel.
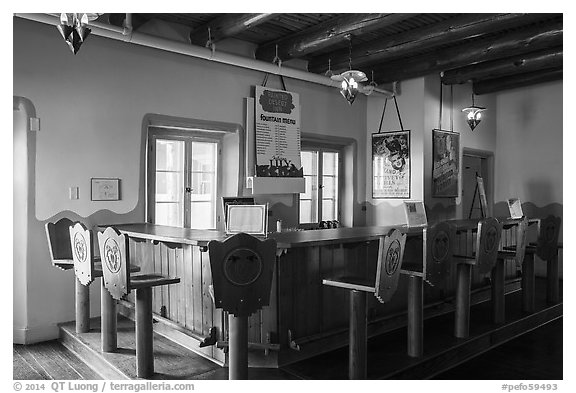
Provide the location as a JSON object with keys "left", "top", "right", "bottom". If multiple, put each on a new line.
{"left": 190, "top": 141, "right": 217, "bottom": 229}
{"left": 300, "top": 151, "right": 319, "bottom": 224}
{"left": 155, "top": 139, "right": 185, "bottom": 226}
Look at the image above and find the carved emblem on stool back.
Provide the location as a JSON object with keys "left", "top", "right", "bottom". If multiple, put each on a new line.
{"left": 475, "top": 218, "right": 503, "bottom": 274}
{"left": 69, "top": 222, "right": 95, "bottom": 286}
{"left": 208, "top": 233, "right": 276, "bottom": 317}
{"left": 98, "top": 227, "right": 130, "bottom": 300}
{"left": 425, "top": 222, "right": 455, "bottom": 288}
{"left": 536, "top": 215, "right": 561, "bottom": 261}
{"left": 375, "top": 229, "right": 406, "bottom": 303}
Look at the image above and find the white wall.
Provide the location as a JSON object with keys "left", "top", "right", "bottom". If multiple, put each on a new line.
{"left": 13, "top": 17, "right": 369, "bottom": 342}
{"left": 494, "top": 81, "right": 562, "bottom": 207}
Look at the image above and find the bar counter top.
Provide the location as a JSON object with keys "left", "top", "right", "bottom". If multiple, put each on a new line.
{"left": 107, "top": 223, "right": 425, "bottom": 249}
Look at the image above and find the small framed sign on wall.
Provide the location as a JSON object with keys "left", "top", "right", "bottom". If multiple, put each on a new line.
{"left": 91, "top": 178, "right": 120, "bottom": 201}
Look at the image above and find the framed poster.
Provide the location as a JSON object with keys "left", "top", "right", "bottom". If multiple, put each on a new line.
{"left": 91, "top": 178, "right": 120, "bottom": 201}
{"left": 432, "top": 129, "right": 460, "bottom": 197}
{"left": 372, "top": 130, "right": 410, "bottom": 198}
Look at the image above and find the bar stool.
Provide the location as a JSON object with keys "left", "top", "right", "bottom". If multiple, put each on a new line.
{"left": 207, "top": 233, "right": 276, "bottom": 380}
{"left": 453, "top": 217, "right": 502, "bottom": 338}
{"left": 492, "top": 216, "right": 528, "bottom": 323}
{"left": 70, "top": 222, "right": 141, "bottom": 351}
{"left": 322, "top": 228, "right": 406, "bottom": 379}
{"left": 97, "top": 226, "right": 180, "bottom": 378}
{"left": 524, "top": 215, "right": 562, "bottom": 306}
{"left": 46, "top": 218, "right": 102, "bottom": 334}
{"left": 401, "top": 221, "right": 455, "bottom": 357}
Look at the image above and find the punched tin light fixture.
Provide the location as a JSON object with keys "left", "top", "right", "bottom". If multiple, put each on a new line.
{"left": 462, "top": 93, "right": 486, "bottom": 131}
{"left": 330, "top": 35, "right": 368, "bottom": 105}
{"left": 57, "top": 13, "right": 96, "bottom": 54}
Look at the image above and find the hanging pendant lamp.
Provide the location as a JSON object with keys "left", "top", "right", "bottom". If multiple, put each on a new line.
{"left": 330, "top": 35, "right": 367, "bottom": 105}
{"left": 462, "top": 92, "right": 486, "bottom": 131}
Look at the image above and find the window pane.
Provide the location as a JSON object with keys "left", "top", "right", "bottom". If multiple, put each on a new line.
{"left": 155, "top": 139, "right": 184, "bottom": 226}
{"left": 300, "top": 150, "right": 319, "bottom": 224}
{"left": 322, "top": 200, "right": 336, "bottom": 221}
{"left": 323, "top": 152, "right": 338, "bottom": 175}
{"left": 301, "top": 151, "right": 318, "bottom": 176}
{"left": 191, "top": 142, "right": 216, "bottom": 172}
{"left": 156, "top": 140, "right": 184, "bottom": 171}
{"left": 156, "top": 172, "right": 183, "bottom": 202}
{"left": 155, "top": 203, "right": 183, "bottom": 227}
{"left": 190, "top": 142, "right": 218, "bottom": 229}
{"left": 190, "top": 202, "right": 215, "bottom": 229}
{"left": 322, "top": 176, "right": 336, "bottom": 199}
{"left": 299, "top": 200, "right": 316, "bottom": 224}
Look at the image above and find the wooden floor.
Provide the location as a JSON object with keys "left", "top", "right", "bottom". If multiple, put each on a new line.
{"left": 14, "top": 278, "right": 562, "bottom": 380}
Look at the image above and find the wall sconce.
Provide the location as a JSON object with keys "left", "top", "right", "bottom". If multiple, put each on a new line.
{"left": 57, "top": 13, "right": 92, "bottom": 54}
{"left": 461, "top": 93, "right": 486, "bottom": 131}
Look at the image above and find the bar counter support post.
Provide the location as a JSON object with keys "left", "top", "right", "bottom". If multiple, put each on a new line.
{"left": 75, "top": 278, "right": 90, "bottom": 334}
{"left": 454, "top": 263, "right": 471, "bottom": 339}
{"left": 407, "top": 275, "right": 423, "bottom": 357}
{"left": 136, "top": 287, "right": 154, "bottom": 378}
{"left": 229, "top": 314, "right": 249, "bottom": 380}
{"left": 491, "top": 260, "right": 505, "bottom": 324}
{"left": 547, "top": 254, "right": 559, "bottom": 304}
{"left": 349, "top": 289, "right": 367, "bottom": 379}
{"left": 522, "top": 253, "right": 535, "bottom": 313}
{"left": 101, "top": 279, "right": 117, "bottom": 352}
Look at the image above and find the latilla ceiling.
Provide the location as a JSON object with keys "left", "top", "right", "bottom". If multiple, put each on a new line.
{"left": 101, "top": 13, "right": 562, "bottom": 95}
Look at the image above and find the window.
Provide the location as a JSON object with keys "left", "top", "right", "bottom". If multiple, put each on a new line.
{"left": 299, "top": 149, "right": 340, "bottom": 224}
{"left": 149, "top": 130, "right": 220, "bottom": 229}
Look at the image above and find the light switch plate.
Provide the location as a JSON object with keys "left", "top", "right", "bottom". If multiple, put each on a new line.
{"left": 69, "top": 186, "right": 79, "bottom": 200}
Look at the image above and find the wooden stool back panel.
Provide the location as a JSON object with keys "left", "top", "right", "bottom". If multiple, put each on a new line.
{"left": 475, "top": 218, "right": 503, "bottom": 275}
{"left": 208, "top": 233, "right": 276, "bottom": 317}
{"left": 98, "top": 227, "right": 130, "bottom": 301}
{"left": 513, "top": 217, "right": 529, "bottom": 267}
{"left": 45, "top": 217, "right": 74, "bottom": 263}
{"left": 425, "top": 221, "right": 456, "bottom": 288}
{"left": 536, "top": 215, "right": 561, "bottom": 261}
{"left": 69, "top": 222, "right": 96, "bottom": 286}
{"left": 375, "top": 229, "right": 406, "bottom": 303}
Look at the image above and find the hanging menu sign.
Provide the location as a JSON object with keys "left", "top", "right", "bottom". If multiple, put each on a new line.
{"left": 254, "top": 85, "right": 303, "bottom": 177}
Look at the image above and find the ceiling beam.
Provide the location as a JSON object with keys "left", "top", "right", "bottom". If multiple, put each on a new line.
{"left": 255, "top": 13, "right": 414, "bottom": 63}
{"left": 189, "top": 13, "right": 277, "bottom": 46}
{"left": 368, "top": 20, "right": 562, "bottom": 85}
{"left": 308, "top": 13, "right": 555, "bottom": 74}
{"left": 473, "top": 67, "right": 562, "bottom": 95}
{"left": 441, "top": 47, "right": 563, "bottom": 85}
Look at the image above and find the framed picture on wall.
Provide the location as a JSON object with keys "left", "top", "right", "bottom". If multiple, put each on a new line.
{"left": 372, "top": 130, "right": 410, "bottom": 198}
{"left": 91, "top": 178, "right": 120, "bottom": 201}
{"left": 432, "top": 129, "right": 460, "bottom": 198}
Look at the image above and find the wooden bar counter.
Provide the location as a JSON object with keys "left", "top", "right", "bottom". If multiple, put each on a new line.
{"left": 108, "top": 223, "right": 427, "bottom": 367}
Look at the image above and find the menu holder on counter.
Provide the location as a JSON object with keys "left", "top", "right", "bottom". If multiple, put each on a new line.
{"left": 507, "top": 197, "right": 524, "bottom": 219}
{"left": 226, "top": 204, "right": 268, "bottom": 236}
{"left": 403, "top": 200, "right": 428, "bottom": 227}
{"left": 222, "top": 197, "right": 255, "bottom": 227}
